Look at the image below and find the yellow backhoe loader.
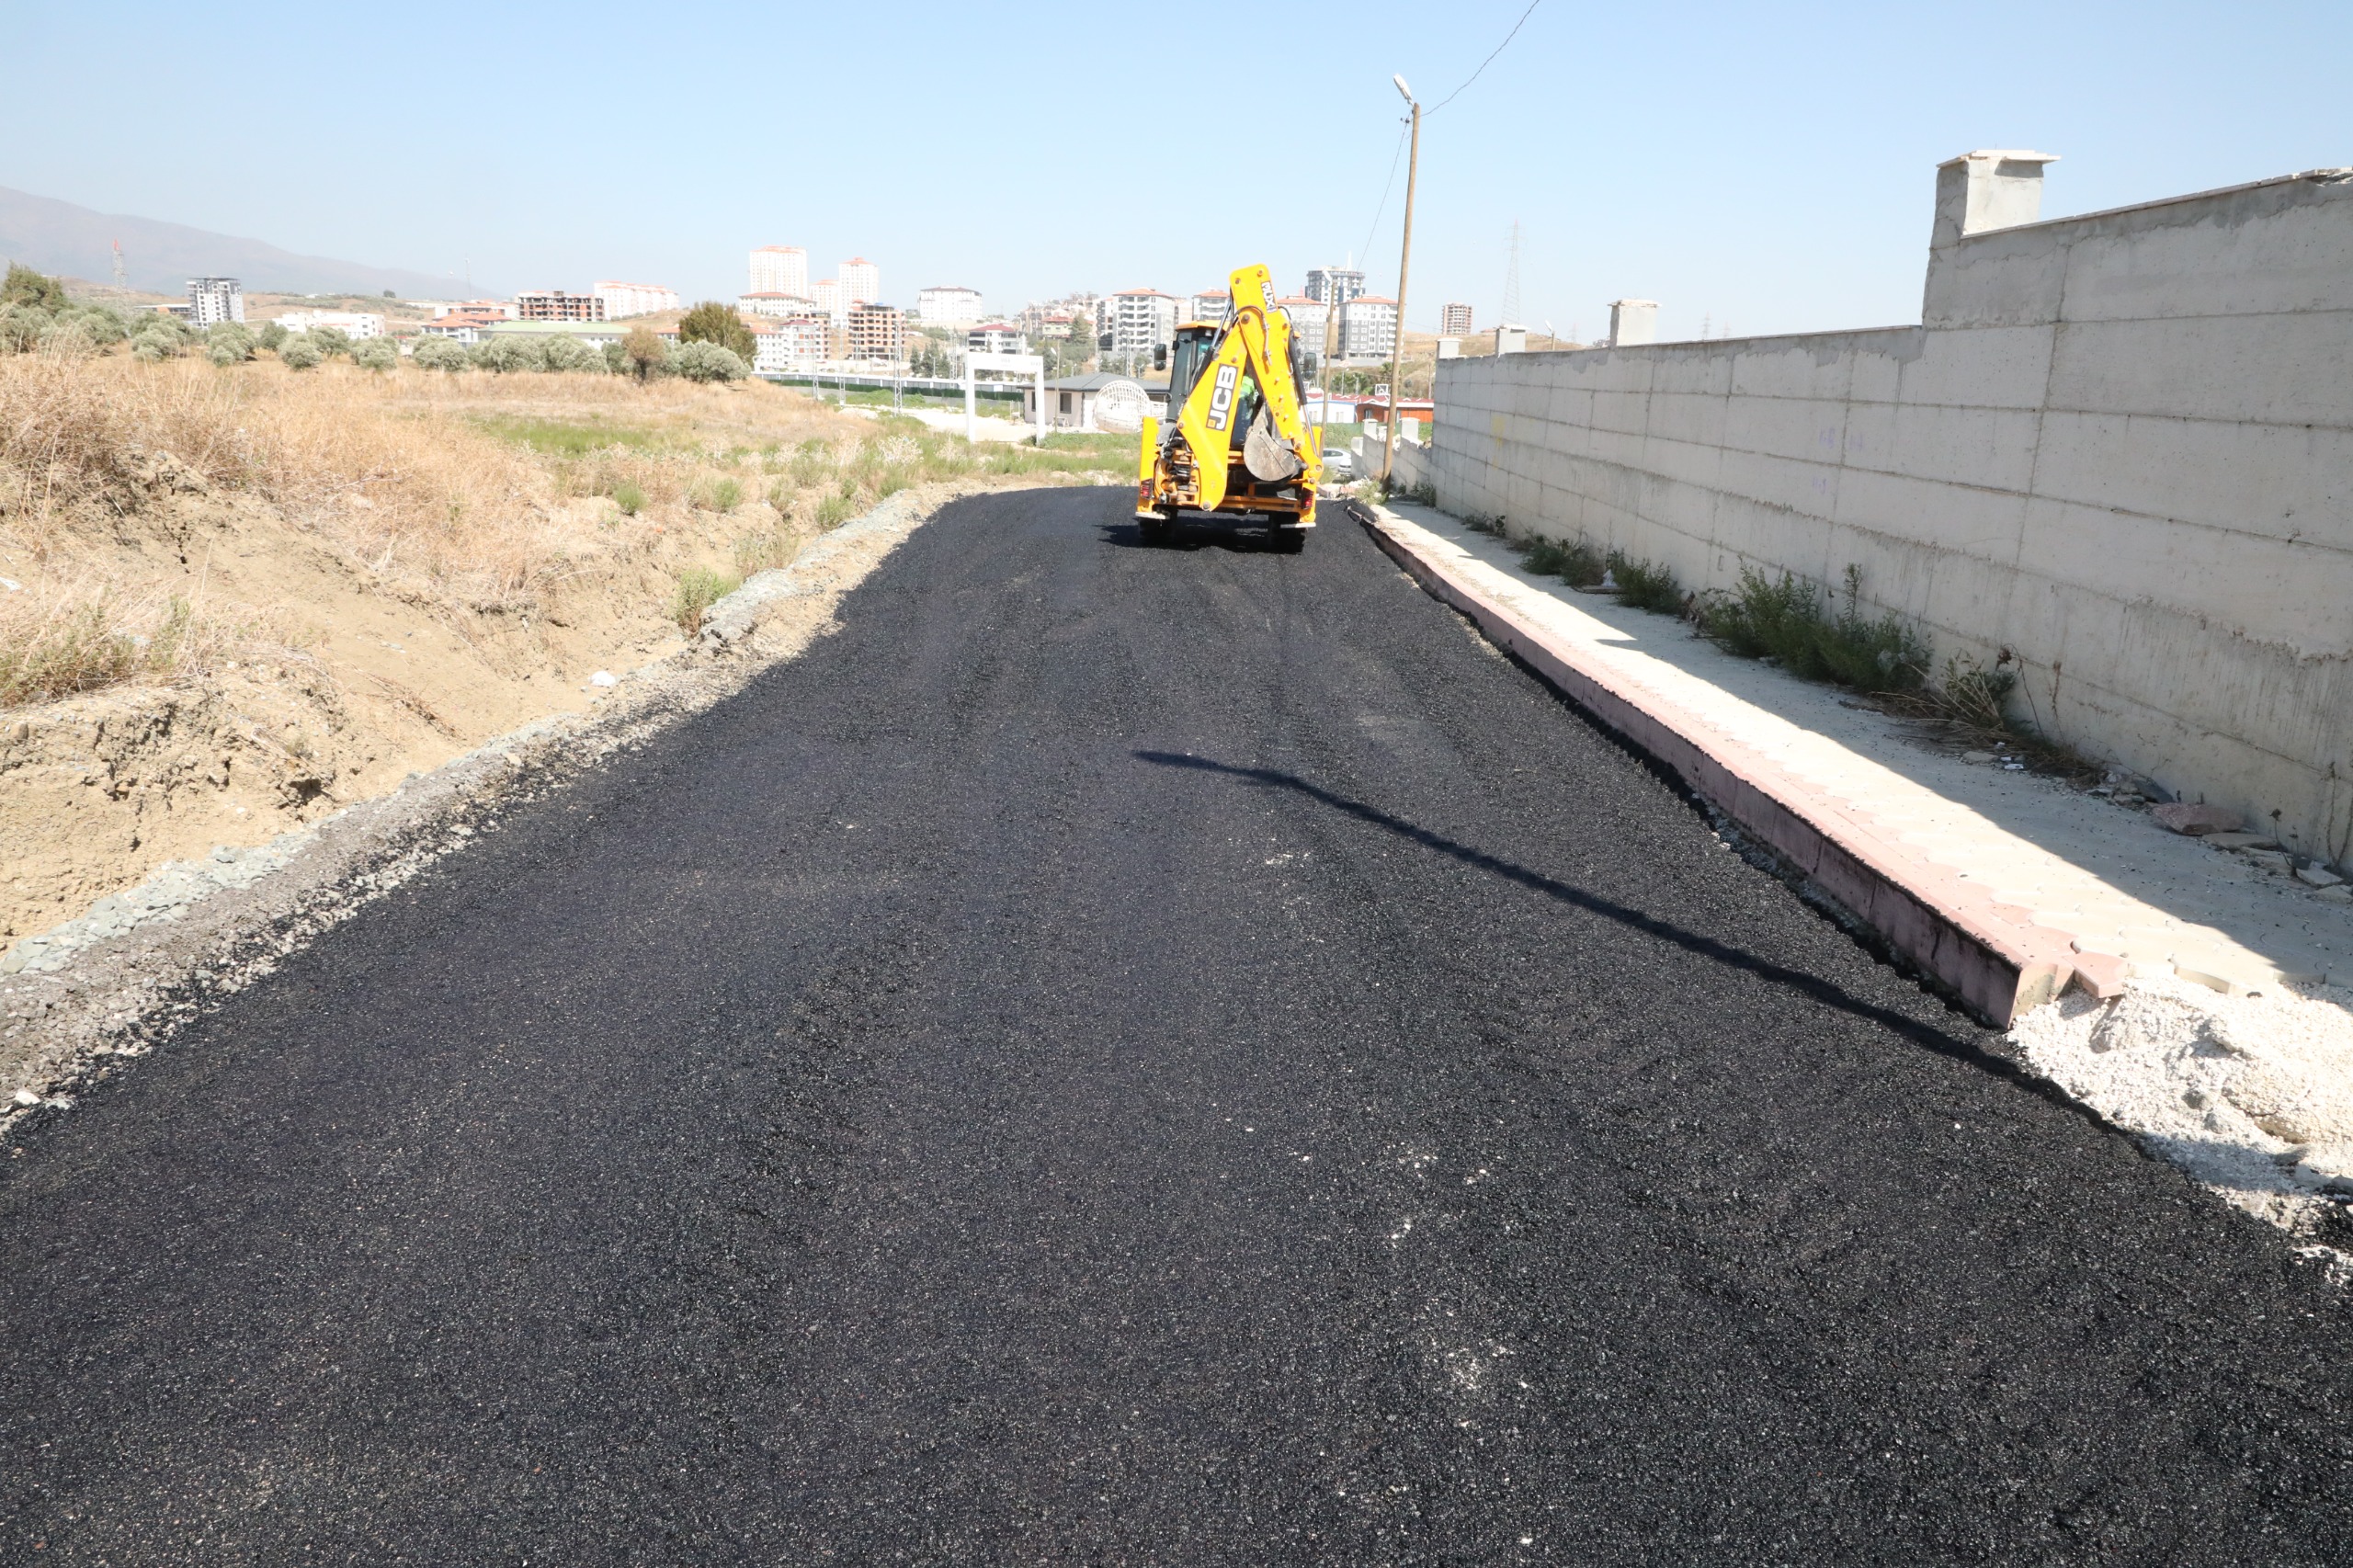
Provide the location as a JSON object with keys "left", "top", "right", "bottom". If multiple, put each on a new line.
{"left": 1135, "top": 264, "right": 1321, "bottom": 552}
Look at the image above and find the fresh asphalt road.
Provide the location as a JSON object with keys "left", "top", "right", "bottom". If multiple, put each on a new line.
{"left": 3, "top": 487, "right": 2348, "bottom": 1564}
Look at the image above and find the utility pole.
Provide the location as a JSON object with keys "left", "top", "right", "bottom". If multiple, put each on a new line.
{"left": 1381, "top": 74, "right": 1420, "bottom": 494}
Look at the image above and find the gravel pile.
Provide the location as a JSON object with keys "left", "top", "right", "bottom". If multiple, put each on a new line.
{"left": 2014, "top": 975, "right": 2353, "bottom": 1264}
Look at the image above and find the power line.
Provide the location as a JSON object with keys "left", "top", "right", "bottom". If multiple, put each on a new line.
{"left": 1355, "top": 119, "right": 1411, "bottom": 278}
{"left": 1427, "top": 0, "right": 1544, "bottom": 116}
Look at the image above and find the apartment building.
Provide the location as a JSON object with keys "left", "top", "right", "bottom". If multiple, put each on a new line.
{"left": 965, "top": 322, "right": 1028, "bottom": 354}
{"left": 812, "top": 278, "right": 847, "bottom": 325}
{"left": 1096, "top": 288, "right": 1177, "bottom": 357}
{"left": 1305, "top": 266, "right": 1366, "bottom": 306}
{"left": 1338, "top": 295, "right": 1398, "bottom": 362}
{"left": 272, "top": 309, "right": 385, "bottom": 339}
{"left": 739, "top": 292, "right": 820, "bottom": 318}
{"left": 839, "top": 257, "right": 881, "bottom": 308}
{"left": 748, "top": 245, "right": 809, "bottom": 298}
{"left": 513, "top": 290, "right": 606, "bottom": 323}
{"left": 186, "top": 278, "right": 244, "bottom": 326}
{"left": 846, "top": 302, "right": 904, "bottom": 364}
{"left": 1279, "top": 295, "right": 1330, "bottom": 362}
{"left": 1439, "top": 301, "right": 1474, "bottom": 335}
{"left": 594, "top": 280, "right": 679, "bottom": 319}
{"left": 1186, "top": 289, "right": 1230, "bottom": 325}
{"left": 917, "top": 285, "right": 984, "bottom": 326}
{"left": 749, "top": 317, "right": 827, "bottom": 374}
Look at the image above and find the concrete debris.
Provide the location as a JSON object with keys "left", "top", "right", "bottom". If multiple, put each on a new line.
{"left": 2152, "top": 802, "right": 2243, "bottom": 836}
{"left": 1961, "top": 750, "right": 1995, "bottom": 763}
{"left": 2014, "top": 975, "right": 2353, "bottom": 1235}
{"left": 2203, "top": 831, "right": 2278, "bottom": 850}
{"left": 2296, "top": 865, "right": 2346, "bottom": 888}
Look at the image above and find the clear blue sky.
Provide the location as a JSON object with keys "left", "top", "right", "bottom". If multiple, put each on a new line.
{"left": 6, "top": 1, "right": 2348, "bottom": 340}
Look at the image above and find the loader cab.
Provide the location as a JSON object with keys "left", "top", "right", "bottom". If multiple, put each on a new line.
{"left": 1165, "top": 324, "right": 1222, "bottom": 414}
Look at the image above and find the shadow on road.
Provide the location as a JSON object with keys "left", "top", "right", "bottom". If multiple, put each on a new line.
{"left": 1136, "top": 749, "right": 2054, "bottom": 1081}
{"left": 1099, "top": 519, "right": 1296, "bottom": 553}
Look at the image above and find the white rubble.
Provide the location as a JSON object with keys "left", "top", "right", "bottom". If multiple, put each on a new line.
{"left": 2012, "top": 976, "right": 2353, "bottom": 1234}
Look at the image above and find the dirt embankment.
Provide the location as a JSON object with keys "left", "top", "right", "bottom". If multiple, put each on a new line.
{"left": 2, "top": 351, "right": 1127, "bottom": 960}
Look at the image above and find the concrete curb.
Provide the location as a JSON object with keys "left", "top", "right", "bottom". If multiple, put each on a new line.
{"left": 1351, "top": 499, "right": 2125, "bottom": 1027}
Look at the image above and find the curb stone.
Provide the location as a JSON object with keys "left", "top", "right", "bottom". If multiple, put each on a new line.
{"left": 1348, "top": 498, "right": 2121, "bottom": 1028}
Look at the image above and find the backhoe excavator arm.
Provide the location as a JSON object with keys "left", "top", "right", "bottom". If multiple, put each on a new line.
{"left": 1137, "top": 263, "right": 1322, "bottom": 533}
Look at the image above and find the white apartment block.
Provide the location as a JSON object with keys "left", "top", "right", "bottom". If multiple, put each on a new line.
{"left": 1278, "top": 295, "right": 1330, "bottom": 359}
{"left": 594, "top": 280, "right": 679, "bottom": 319}
{"left": 1186, "top": 290, "right": 1231, "bottom": 324}
{"left": 1305, "top": 266, "right": 1366, "bottom": 306}
{"left": 186, "top": 278, "right": 244, "bottom": 326}
{"left": 748, "top": 245, "right": 809, "bottom": 298}
{"left": 750, "top": 317, "right": 827, "bottom": 373}
{"left": 839, "top": 257, "right": 880, "bottom": 307}
{"left": 965, "top": 323, "right": 1027, "bottom": 354}
{"left": 1338, "top": 295, "right": 1398, "bottom": 361}
{"left": 1097, "top": 289, "right": 1177, "bottom": 356}
{"left": 739, "top": 292, "right": 821, "bottom": 318}
{"left": 917, "top": 285, "right": 984, "bottom": 326}
{"left": 273, "top": 309, "right": 385, "bottom": 339}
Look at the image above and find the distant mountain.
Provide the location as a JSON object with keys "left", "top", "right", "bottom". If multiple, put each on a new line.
{"left": 0, "top": 185, "right": 483, "bottom": 300}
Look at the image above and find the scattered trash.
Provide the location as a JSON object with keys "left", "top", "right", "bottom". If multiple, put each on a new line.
{"left": 589, "top": 671, "right": 619, "bottom": 688}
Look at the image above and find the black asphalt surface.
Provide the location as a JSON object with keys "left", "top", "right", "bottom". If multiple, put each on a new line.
{"left": 3, "top": 487, "right": 2348, "bottom": 1564}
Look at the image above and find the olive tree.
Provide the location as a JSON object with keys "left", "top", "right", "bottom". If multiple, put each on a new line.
{"left": 672, "top": 340, "right": 749, "bottom": 382}
{"left": 411, "top": 335, "right": 468, "bottom": 372}
{"left": 278, "top": 334, "right": 324, "bottom": 370}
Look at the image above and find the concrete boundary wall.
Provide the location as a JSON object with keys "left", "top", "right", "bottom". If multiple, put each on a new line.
{"left": 1426, "top": 155, "right": 2353, "bottom": 869}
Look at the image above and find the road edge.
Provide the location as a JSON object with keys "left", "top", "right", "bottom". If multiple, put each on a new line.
{"left": 1348, "top": 497, "right": 2125, "bottom": 1028}
{"left": 0, "top": 481, "right": 995, "bottom": 1120}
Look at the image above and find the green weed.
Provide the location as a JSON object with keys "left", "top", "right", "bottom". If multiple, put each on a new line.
{"left": 1606, "top": 551, "right": 1685, "bottom": 615}
{"left": 1700, "top": 564, "right": 1927, "bottom": 694}
{"left": 470, "top": 414, "right": 660, "bottom": 458}
{"left": 613, "top": 480, "right": 645, "bottom": 516}
{"left": 669, "top": 566, "right": 740, "bottom": 635}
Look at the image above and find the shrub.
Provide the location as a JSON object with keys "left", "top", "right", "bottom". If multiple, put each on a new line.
{"left": 1607, "top": 550, "right": 1685, "bottom": 614}
{"left": 613, "top": 479, "right": 645, "bottom": 515}
{"left": 411, "top": 335, "right": 468, "bottom": 372}
{"left": 206, "top": 322, "right": 256, "bottom": 363}
{"left": 540, "top": 333, "right": 594, "bottom": 372}
{"left": 732, "top": 529, "right": 791, "bottom": 577}
{"left": 814, "top": 493, "right": 856, "bottom": 529}
{"left": 672, "top": 340, "right": 748, "bottom": 382}
{"left": 1, "top": 263, "right": 66, "bottom": 312}
{"left": 677, "top": 301, "right": 756, "bottom": 364}
{"left": 481, "top": 335, "right": 554, "bottom": 372}
{"left": 353, "top": 336, "right": 398, "bottom": 371}
{"left": 1700, "top": 564, "right": 1927, "bottom": 693}
{"left": 278, "top": 334, "right": 324, "bottom": 370}
{"left": 63, "top": 306, "right": 130, "bottom": 347}
{"left": 698, "top": 476, "right": 744, "bottom": 512}
{"left": 1519, "top": 534, "right": 1605, "bottom": 586}
{"left": 620, "top": 324, "right": 668, "bottom": 380}
{"left": 1938, "top": 653, "right": 2016, "bottom": 730}
{"left": 310, "top": 325, "right": 354, "bottom": 358}
{"left": 0, "top": 303, "right": 50, "bottom": 353}
{"left": 256, "top": 321, "right": 289, "bottom": 351}
{"left": 130, "top": 326, "right": 182, "bottom": 362}
{"left": 669, "top": 565, "right": 740, "bottom": 635}
{"left": 602, "top": 340, "right": 629, "bottom": 374}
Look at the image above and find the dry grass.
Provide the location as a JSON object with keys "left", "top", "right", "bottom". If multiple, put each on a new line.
{"left": 0, "top": 347, "right": 1128, "bottom": 714}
